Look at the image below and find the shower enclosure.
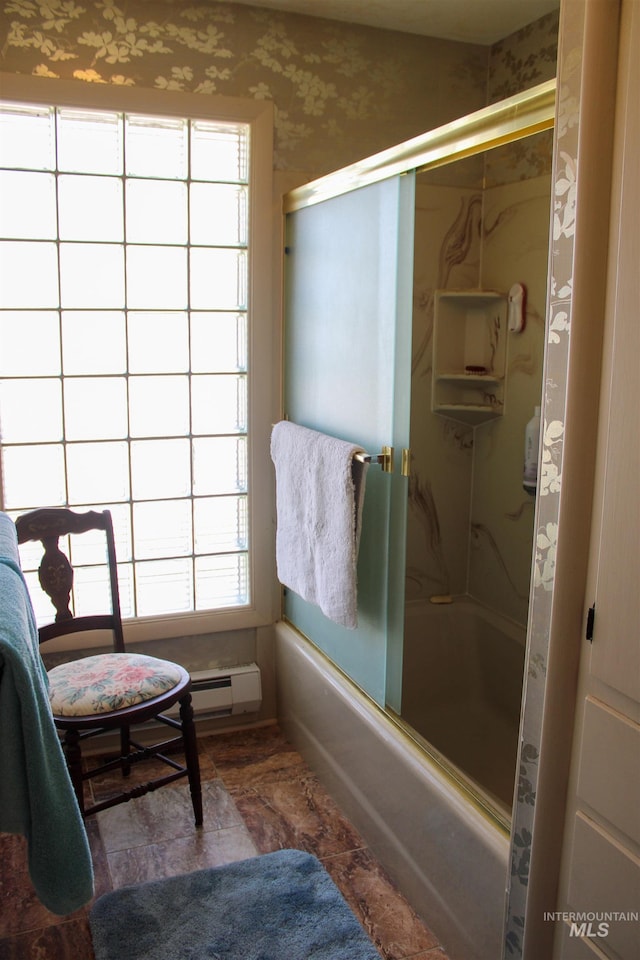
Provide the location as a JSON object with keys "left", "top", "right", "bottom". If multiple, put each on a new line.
{"left": 282, "top": 81, "right": 555, "bottom": 827}
{"left": 399, "top": 136, "right": 553, "bottom": 818}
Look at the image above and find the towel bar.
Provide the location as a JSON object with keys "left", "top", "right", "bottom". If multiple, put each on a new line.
{"left": 272, "top": 423, "right": 393, "bottom": 473}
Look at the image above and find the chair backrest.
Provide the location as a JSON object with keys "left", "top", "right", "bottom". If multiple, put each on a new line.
{"left": 15, "top": 508, "right": 125, "bottom": 652}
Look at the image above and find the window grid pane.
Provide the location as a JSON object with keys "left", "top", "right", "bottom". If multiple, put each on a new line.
{"left": 0, "top": 100, "right": 251, "bottom": 622}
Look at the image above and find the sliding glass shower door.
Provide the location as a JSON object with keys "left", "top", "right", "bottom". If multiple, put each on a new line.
{"left": 282, "top": 172, "right": 415, "bottom": 707}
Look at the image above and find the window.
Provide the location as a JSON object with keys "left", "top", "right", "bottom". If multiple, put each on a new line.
{"left": 0, "top": 76, "right": 274, "bottom": 639}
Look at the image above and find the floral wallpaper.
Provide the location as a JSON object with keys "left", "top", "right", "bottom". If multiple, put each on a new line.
{"left": 488, "top": 9, "right": 559, "bottom": 102}
{"left": 0, "top": 0, "right": 490, "bottom": 176}
{"left": 486, "top": 9, "right": 558, "bottom": 188}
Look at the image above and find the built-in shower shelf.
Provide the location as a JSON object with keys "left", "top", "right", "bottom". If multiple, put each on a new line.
{"left": 436, "top": 372, "right": 502, "bottom": 383}
{"left": 432, "top": 290, "right": 507, "bottom": 425}
{"left": 433, "top": 402, "right": 504, "bottom": 425}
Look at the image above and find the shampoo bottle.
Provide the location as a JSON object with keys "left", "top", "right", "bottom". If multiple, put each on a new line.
{"left": 523, "top": 406, "right": 541, "bottom": 495}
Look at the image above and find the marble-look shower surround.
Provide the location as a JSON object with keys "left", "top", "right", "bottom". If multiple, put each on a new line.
{"left": 407, "top": 159, "right": 552, "bottom": 627}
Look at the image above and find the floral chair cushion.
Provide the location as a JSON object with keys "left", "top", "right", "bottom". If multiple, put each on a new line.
{"left": 48, "top": 652, "right": 184, "bottom": 717}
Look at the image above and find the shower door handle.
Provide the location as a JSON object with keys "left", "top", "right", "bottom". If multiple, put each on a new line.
{"left": 354, "top": 446, "right": 394, "bottom": 472}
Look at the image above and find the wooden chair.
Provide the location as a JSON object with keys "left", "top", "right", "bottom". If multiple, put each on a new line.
{"left": 15, "top": 507, "right": 203, "bottom": 826}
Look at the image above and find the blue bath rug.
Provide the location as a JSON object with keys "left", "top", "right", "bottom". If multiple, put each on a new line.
{"left": 89, "top": 848, "right": 380, "bottom": 960}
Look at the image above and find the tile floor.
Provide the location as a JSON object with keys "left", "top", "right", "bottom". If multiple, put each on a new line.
{"left": 0, "top": 724, "right": 450, "bottom": 960}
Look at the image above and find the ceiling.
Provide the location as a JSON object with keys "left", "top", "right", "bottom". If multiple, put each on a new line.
{"left": 226, "top": 0, "right": 560, "bottom": 45}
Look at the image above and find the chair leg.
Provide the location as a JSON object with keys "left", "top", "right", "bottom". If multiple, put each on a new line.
{"left": 120, "top": 723, "right": 131, "bottom": 777}
{"left": 63, "top": 728, "right": 85, "bottom": 816}
{"left": 179, "top": 693, "right": 203, "bottom": 827}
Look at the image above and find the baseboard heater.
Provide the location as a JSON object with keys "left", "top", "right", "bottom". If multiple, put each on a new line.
{"left": 167, "top": 663, "right": 262, "bottom": 718}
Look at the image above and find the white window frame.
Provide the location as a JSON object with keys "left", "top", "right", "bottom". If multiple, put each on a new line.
{"left": 0, "top": 72, "right": 277, "bottom": 645}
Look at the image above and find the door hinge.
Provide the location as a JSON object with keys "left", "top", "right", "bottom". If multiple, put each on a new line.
{"left": 401, "top": 448, "right": 411, "bottom": 477}
{"left": 586, "top": 604, "right": 595, "bottom": 642}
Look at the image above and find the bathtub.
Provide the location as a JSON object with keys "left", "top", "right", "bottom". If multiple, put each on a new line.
{"left": 401, "top": 597, "right": 526, "bottom": 814}
{"left": 275, "top": 617, "right": 511, "bottom": 960}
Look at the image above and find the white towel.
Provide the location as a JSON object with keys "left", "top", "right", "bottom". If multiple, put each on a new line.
{"left": 270, "top": 421, "right": 369, "bottom": 629}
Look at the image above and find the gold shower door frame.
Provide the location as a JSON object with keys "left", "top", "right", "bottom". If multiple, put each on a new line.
{"left": 284, "top": 79, "right": 556, "bottom": 214}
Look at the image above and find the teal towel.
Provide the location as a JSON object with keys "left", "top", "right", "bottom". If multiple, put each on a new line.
{"left": 0, "top": 513, "right": 94, "bottom": 915}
